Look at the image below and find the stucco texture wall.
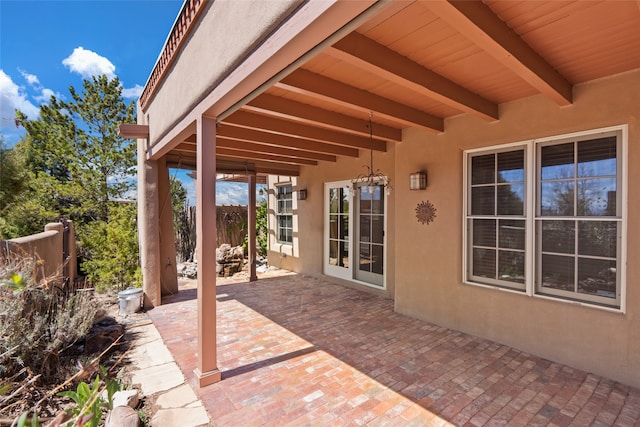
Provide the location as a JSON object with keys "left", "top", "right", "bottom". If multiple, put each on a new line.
{"left": 393, "top": 70, "right": 640, "bottom": 388}
{"left": 143, "top": 0, "right": 301, "bottom": 143}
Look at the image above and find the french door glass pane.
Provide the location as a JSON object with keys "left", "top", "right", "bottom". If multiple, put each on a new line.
{"left": 577, "top": 258, "right": 616, "bottom": 298}
{"left": 371, "top": 216, "right": 384, "bottom": 244}
{"left": 498, "top": 251, "right": 525, "bottom": 283}
{"left": 578, "top": 221, "right": 617, "bottom": 258}
{"left": 577, "top": 178, "right": 616, "bottom": 216}
{"left": 359, "top": 243, "right": 371, "bottom": 272}
{"left": 372, "top": 186, "right": 384, "bottom": 214}
{"left": 342, "top": 189, "right": 350, "bottom": 213}
{"left": 359, "top": 215, "right": 371, "bottom": 242}
{"left": 577, "top": 137, "right": 616, "bottom": 177}
{"left": 473, "top": 248, "right": 495, "bottom": 278}
{"left": 540, "top": 181, "right": 574, "bottom": 216}
{"left": 340, "top": 216, "right": 349, "bottom": 240}
{"left": 371, "top": 245, "right": 383, "bottom": 274}
{"left": 541, "top": 220, "right": 575, "bottom": 254}
{"left": 498, "top": 220, "right": 525, "bottom": 250}
{"left": 472, "top": 154, "right": 495, "bottom": 184}
{"left": 329, "top": 188, "right": 339, "bottom": 214}
{"left": 471, "top": 187, "right": 494, "bottom": 215}
{"left": 473, "top": 219, "right": 496, "bottom": 247}
{"left": 541, "top": 254, "right": 574, "bottom": 292}
{"left": 341, "top": 242, "right": 349, "bottom": 268}
{"left": 497, "top": 184, "right": 524, "bottom": 215}
{"left": 329, "top": 215, "right": 338, "bottom": 239}
{"left": 541, "top": 143, "right": 574, "bottom": 180}
{"left": 329, "top": 240, "right": 339, "bottom": 265}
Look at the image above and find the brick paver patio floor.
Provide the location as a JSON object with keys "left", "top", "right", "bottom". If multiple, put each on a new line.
{"left": 148, "top": 273, "right": 640, "bottom": 426}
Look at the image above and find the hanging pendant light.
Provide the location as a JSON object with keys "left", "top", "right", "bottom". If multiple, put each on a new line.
{"left": 351, "top": 113, "right": 391, "bottom": 196}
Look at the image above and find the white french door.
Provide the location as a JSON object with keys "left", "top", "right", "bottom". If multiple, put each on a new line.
{"left": 324, "top": 180, "right": 386, "bottom": 288}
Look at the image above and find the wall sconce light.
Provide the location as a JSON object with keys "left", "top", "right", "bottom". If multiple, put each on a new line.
{"left": 297, "top": 189, "right": 308, "bottom": 200}
{"left": 409, "top": 171, "right": 427, "bottom": 190}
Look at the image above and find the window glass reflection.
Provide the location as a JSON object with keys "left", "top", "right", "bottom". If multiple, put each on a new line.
{"left": 497, "top": 184, "right": 524, "bottom": 215}
{"left": 498, "top": 150, "right": 524, "bottom": 183}
{"left": 471, "top": 187, "right": 494, "bottom": 215}
{"left": 472, "top": 154, "right": 495, "bottom": 185}
{"left": 577, "top": 178, "right": 616, "bottom": 216}
{"left": 541, "top": 221, "right": 575, "bottom": 254}
{"left": 541, "top": 143, "right": 574, "bottom": 180}
{"left": 540, "top": 181, "right": 574, "bottom": 216}
{"left": 577, "top": 137, "right": 616, "bottom": 178}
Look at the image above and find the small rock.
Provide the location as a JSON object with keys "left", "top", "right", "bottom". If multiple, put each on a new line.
{"left": 112, "top": 389, "right": 140, "bottom": 408}
{"left": 105, "top": 405, "right": 139, "bottom": 427}
{"left": 84, "top": 317, "right": 124, "bottom": 354}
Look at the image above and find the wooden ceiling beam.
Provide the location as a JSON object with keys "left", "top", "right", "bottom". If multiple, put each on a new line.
{"left": 328, "top": 32, "right": 498, "bottom": 121}
{"left": 425, "top": 0, "right": 572, "bottom": 105}
{"left": 216, "top": 127, "right": 360, "bottom": 157}
{"left": 277, "top": 69, "right": 444, "bottom": 132}
{"left": 165, "top": 155, "right": 301, "bottom": 177}
{"left": 245, "top": 93, "right": 402, "bottom": 141}
{"left": 223, "top": 110, "right": 387, "bottom": 152}
{"left": 217, "top": 147, "right": 319, "bottom": 166}
{"left": 176, "top": 140, "right": 337, "bottom": 162}
{"left": 217, "top": 138, "right": 337, "bottom": 162}
{"left": 216, "top": 157, "right": 301, "bottom": 176}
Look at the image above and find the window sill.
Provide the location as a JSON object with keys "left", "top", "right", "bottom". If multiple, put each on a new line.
{"left": 532, "top": 293, "right": 624, "bottom": 315}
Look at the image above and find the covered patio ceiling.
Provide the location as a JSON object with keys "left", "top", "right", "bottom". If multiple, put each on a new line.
{"left": 161, "top": 0, "right": 640, "bottom": 176}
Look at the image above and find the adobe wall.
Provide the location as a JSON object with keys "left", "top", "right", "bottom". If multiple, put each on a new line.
{"left": 6, "top": 222, "right": 74, "bottom": 283}
{"left": 393, "top": 70, "right": 640, "bottom": 388}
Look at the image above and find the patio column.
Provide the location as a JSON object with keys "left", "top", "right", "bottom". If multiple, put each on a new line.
{"left": 157, "top": 157, "right": 179, "bottom": 295}
{"left": 248, "top": 173, "right": 257, "bottom": 282}
{"left": 194, "top": 115, "right": 221, "bottom": 386}
{"left": 137, "top": 137, "right": 162, "bottom": 308}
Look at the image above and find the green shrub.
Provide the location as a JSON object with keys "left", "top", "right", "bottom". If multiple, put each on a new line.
{"left": 242, "top": 199, "right": 268, "bottom": 256}
{"left": 82, "top": 204, "right": 141, "bottom": 292}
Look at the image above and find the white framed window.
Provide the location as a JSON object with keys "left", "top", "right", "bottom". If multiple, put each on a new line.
{"left": 275, "top": 183, "right": 293, "bottom": 244}
{"left": 463, "top": 126, "right": 626, "bottom": 311}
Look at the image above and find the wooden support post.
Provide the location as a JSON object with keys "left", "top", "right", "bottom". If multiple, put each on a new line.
{"left": 194, "top": 115, "right": 221, "bottom": 386}
{"left": 248, "top": 174, "right": 258, "bottom": 282}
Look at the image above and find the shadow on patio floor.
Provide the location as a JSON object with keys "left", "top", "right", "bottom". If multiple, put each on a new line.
{"left": 148, "top": 273, "right": 640, "bottom": 426}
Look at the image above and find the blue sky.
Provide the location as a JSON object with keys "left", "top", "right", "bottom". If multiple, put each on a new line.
{"left": 1, "top": 0, "right": 259, "bottom": 205}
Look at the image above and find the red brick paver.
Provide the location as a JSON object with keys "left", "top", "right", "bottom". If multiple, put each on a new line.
{"left": 148, "top": 274, "right": 640, "bottom": 426}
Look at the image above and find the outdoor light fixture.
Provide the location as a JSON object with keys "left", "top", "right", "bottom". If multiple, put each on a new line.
{"left": 297, "top": 189, "right": 308, "bottom": 200}
{"left": 351, "top": 113, "right": 391, "bottom": 196}
{"left": 409, "top": 171, "right": 427, "bottom": 190}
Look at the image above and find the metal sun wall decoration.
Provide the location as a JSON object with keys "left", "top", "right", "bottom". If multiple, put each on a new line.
{"left": 416, "top": 200, "right": 437, "bottom": 225}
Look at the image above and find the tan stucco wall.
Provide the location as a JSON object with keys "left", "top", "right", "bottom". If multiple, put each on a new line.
{"left": 393, "top": 70, "right": 640, "bottom": 388}
{"left": 143, "top": 0, "right": 301, "bottom": 143}
{"left": 7, "top": 223, "right": 67, "bottom": 282}
{"left": 267, "top": 144, "right": 397, "bottom": 299}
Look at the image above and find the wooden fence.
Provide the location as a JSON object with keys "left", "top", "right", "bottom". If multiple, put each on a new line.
{"left": 175, "top": 205, "right": 248, "bottom": 262}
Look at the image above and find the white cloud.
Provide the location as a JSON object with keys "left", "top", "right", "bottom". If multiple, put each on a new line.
{"left": 34, "top": 88, "right": 56, "bottom": 103}
{"left": 216, "top": 182, "right": 248, "bottom": 205}
{"left": 62, "top": 47, "right": 116, "bottom": 79}
{"left": 19, "top": 69, "right": 40, "bottom": 86}
{"left": 122, "top": 84, "right": 143, "bottom": 99}
{"left": 0, "top": 69, "right": 39, "bottom": 129}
